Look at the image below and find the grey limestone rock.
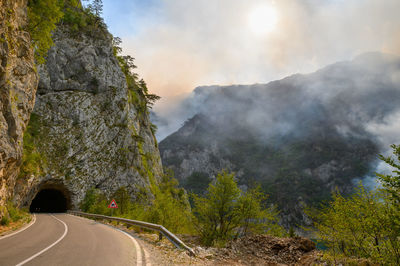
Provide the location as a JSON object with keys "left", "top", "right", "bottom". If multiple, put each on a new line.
{"left": 14, "top": 27, "right": 162, "bottom": 209}
{"left": 0, "top": 0, "right": 38, "bottom": 217}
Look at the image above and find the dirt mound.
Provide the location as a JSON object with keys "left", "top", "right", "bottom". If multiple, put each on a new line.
{"left": 215, "top": 235, "right": 320, "bottom": 265}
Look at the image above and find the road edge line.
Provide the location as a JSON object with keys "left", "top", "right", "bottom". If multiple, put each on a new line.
{"left": 142, "top": 244, "right": 152, "bottom": 266}
{"left": 15, "top": 214, "right": 68, "bottom": 266}
{"left": 67, "top": 214, "right": 145, "bottom": 265}
{"left": 114, "top": 228, "right": 143, "bottom": 266}
{"left": 0, "top": 214, "right": 36, "bottom": 240}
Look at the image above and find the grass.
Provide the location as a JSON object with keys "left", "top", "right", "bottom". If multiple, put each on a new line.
{"left": 0, "top": 203, "right": 32, "bottom": 236}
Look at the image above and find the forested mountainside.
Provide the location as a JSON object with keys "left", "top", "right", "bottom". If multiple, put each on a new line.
{"left": 160, "top": 52, "right": 400, "bottom": 227}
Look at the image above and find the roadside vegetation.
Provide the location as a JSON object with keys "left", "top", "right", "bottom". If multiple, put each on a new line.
{"left": 80, "top": 169, "right": 285, "bottom": 246}
{"left": 80, "top": 144, "right": 400, "bottom": 265}
{"left": 308, "top": 144, "right": 400, "bottom": 265}
{"left": 0, "top": 202, "right": 31, "bottom": 235}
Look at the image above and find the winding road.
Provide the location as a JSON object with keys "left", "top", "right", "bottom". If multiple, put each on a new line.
{"left": 0, "top": 214, "right": 150, "bottom": 266}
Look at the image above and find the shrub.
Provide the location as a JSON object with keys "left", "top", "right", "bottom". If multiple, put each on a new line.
{"left": 27, "top": 0, "right": 63, "bottom": 64}
{"left": 192, "top": 170, "right": 285, "bottom": 246}
{"left": 0, "top": 216, "right": 10, "bottom": 226}
{"left": 309, "top": 144, "right": 400, "bottom": 266}
{"left": 310, "top": 185, "right": 399, "bottom": 264}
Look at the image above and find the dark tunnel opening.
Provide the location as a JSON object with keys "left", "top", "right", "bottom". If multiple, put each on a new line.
{"left": 29, "top": 189, "right": 68, "bottom": 213}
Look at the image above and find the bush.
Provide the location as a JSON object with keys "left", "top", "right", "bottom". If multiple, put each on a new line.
{"left": 27, "top": 0, "right": 108, "bottom": 64}
{"left": 79, "top": 171, "right": 194, "bottom": 234}
{"left": 310, "top": 185, "right": 399, "bottom": 264}
{"left": 19, "top": 113, "right": 46, "bottom": 179}
{"left": 309, "top": 144, "right": 400, "bottom": 265}
{"left": 1, "top": 216, "right": 10, "bottom": 226}
{"left": 7, "top": 203, "right": 23, "bottom": 222}
{"left": 129, "top": 171, "right": 194, "bottom": 234}
{"left": 192, "top": 170, "right": 285, "bottom": 246}
{"left": 27, "top": 0, "right": 63, "bottom": 64}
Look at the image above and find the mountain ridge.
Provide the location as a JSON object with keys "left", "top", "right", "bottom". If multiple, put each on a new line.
{"left": 158, "top": 51, "right": 400, "bottom": 228}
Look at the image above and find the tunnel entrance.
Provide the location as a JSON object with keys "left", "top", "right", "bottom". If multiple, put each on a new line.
{"left": 30, "top": 188, "right": 69, "bottom": 213}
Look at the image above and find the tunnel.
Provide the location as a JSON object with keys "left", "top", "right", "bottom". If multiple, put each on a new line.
{"left": 29, "top": 185, "right": 71, "bottom": 213}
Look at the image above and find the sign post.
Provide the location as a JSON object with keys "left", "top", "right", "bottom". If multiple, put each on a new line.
{"left": 108, "top": 199, "right": 118, "bottom": 216}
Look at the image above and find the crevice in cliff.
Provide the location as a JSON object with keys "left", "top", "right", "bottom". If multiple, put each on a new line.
{"left": 37, "top": 88, "right": 99, "bottom": 96}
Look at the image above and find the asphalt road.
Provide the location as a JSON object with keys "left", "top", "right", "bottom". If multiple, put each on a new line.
{"left": 0, "top": 213, "right": 146, "bottom": 266}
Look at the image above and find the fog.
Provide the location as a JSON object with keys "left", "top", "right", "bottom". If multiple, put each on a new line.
{"left": 111, "top": 0, "right": 400, "bottom": 131}
{"left": 157, "top": 52, "right": 400, "bottom": 188}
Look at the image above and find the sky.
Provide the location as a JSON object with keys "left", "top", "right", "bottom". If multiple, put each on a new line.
{"left": 100, "top": 0, "right": 400, "bottom": 129}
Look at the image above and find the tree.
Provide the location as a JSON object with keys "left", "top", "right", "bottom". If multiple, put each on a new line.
{"left": 27, "top": 0, "right": 64, "bottom": 64}
{"left": 310, "top": 185, "right": 400, "bottom": 264}
{"left": 237, "top": 186, "right": 285, "bottom": 237}
{"left": 193, "top": 171, "right": 241, "bottom": 246}
{"left": 192, "top": 171, "right": 284, "bottom": 246}
{"left": 377, "top": 144, "right": 400, "bottom": 203}
{"left": 127, "top": 170, "right": 194, "bottom": 234}
{"left": 90, "top": 0, "right": 103, "bottom": 17}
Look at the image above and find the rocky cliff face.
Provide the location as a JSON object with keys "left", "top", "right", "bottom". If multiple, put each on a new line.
{"left": 159, "top": 53, "right": 400, "bottom": 228}
{"left": 0, "top": 0, "right": 38, "bottom": 216}
{"left": 14, "top": 26, "right": 163, "bottom": 209}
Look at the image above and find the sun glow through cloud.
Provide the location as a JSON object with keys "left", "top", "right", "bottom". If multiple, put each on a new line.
{"left": 248, "top": 4, "right": 278, "bottom": 36}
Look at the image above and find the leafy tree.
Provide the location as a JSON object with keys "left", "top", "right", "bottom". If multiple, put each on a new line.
{"left": 80, "top": 187, "right": 97, "bottom": 212}
{"left": 192, "top": 171, "right": 241, "bottom": 246}
{"left": 135, "top": 170, "right": 193, "bottom": 234}
{"left": 192, "top": 171, "right": 284, "bottom": 246}
{"left": 184, "top": 172, "right": 212, "bottom": 195}
{"left": 27, "top": 0, "right": 64, "bottom": 64}
{"left": 309, "top": 145, "right": 400, "bottom": 265}
{"left": 88, "top": 0, "right": 102, "bottom": 17}
{"left": 112, "top": 187, "right": 130, "bottom": 215}
{"left": 112, "top": 37, "right": 161, "bottom": 111}
{"left": 310, "top": 185, "right": 399, "bottom": 264}
{"left": 80, "top": 187, "right": 109, "bottom": 215}
{"left": 377, "top": 144, "right": 400, "bottom": 203}
{"left": 237, "top": 186, "right": 285, "bottom": 237}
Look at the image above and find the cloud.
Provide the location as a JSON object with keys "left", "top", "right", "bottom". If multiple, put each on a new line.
{"left": 102, "top": 0, "right": 400, "bottom": 138}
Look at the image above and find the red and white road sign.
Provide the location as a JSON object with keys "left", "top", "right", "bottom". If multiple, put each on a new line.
{"left": 108, "top": 199, "right": 118, "bottom": 209}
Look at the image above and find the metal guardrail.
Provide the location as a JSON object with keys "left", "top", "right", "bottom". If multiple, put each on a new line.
{"left": 68, "top": 211, "right": 195, "bottom": 256}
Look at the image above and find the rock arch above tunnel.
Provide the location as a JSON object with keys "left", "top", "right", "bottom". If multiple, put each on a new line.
{"left": 29, "top": 183, "right": 72, "bottom": 213}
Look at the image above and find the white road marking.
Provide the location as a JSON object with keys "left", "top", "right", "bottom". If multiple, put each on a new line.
{"left": 115, "top": 228, "right": 143, "bottom": 266}
{"left": 0, "top": 214, "right": 36, "bottom": 240}
{"left": 142, "top": 245, "right": 152, "bottom": 266}
{"left": 67, "top": 214, "right": 146, "bottom": 265}
{"left": 15, "top": 214, "right": 68, "bottom": 266}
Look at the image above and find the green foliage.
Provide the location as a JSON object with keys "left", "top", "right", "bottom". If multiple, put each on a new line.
{"left": 0, "top": 216, "right": 10, "bottom": 226}
{"left": 80, "top": 171, "right": 193, "bottom": 234}
{"left": 377, "top": 144, "right": 400, "bottom": 203}
{"left": 26, "top": 0, "right": 107, "bottom": 64}
{"left": 61, "top": 0, "right": 107, "bottom": 36}
{"left": 192, "top": 171, "right": 285, "bottom": 246}
{"left": 309, "top": 184, "right": 400, "bottom": 264}
{"left": 184, "top": 172, "right": 211, "bottom": 195}
{"left": 1, "top": 202, "right": 31, "bottom": 226}
{"left": 80, "top": 187, "right": 110, "bottom": 215}
{"left": 112, "top": 37, "right": 160, "bottom": 113}
{"left": 6, "top": 202, "right": 30, "bottom": 223}
{"left": 237, "top": 186, "right": 285, "bottom": 237}
{"left": 27, "top": 0, "right": 64, "bottom": 64}
{"left": 309, "top": 144, "right": 400, "bottom": 264}
{"left": 135, "top": 171, "right": 193, "bottom": 233}
{"left": 19, "top": 113, "right": 46, "bottom": 178}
